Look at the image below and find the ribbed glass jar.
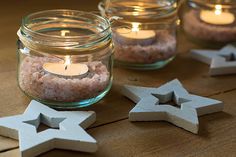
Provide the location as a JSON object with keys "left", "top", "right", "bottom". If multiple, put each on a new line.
{"left": 99, "top": 0, "right": 178, "bottom": 69}
{"left": 181, "top": 0, "right": 236, "bottom": 45}
{"left": 17, "top": 10, "right": 113, "bottom": 108}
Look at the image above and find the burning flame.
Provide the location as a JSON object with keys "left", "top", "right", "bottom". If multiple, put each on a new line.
{"left": 131, "top": 22, "right": 140, "bottom": 32}
{"left": 64, "top": 56, "right": 71, "bottom": 70}
{"left": 214, "top": 4, "right": 222, "bottom": 15}
{"left": 61, "top": 30, "right": 71, "bottom": 70}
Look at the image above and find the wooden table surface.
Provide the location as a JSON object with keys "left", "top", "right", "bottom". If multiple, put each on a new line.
{"left": 0, "top": 1, "right": 235, "bottom": 157}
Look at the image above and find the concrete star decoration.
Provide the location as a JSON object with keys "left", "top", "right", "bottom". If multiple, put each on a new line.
{"left": 0, "top": 100, "right": 97, "bottom": 157}
{"left": 191, "top": 44, "right": 236, "bottom": 76}
{"left": 122, "top": 79, "right": 224, "bottom": 134}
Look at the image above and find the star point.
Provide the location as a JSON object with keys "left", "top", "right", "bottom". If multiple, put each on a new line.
{"left": 123, "top": 79, "right": 223, "bottom": 134}
{"left": 0, "top": 100, "right": 97, "bottom": 157}
{"left": 191, "top": 44, "right": 236, "bottom": 76}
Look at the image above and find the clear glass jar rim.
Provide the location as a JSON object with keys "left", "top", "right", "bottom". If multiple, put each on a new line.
{"left": 18, "top": 9, "right": 113, "bottom": 56}
{"left": 101, "top": 0, "right": 178, "bottom": 18}
{"left": 20, "top": 9, "right": 111, "bottom": 41}
{"left": 188, "top": 0, "right": 236, "bottom": 9}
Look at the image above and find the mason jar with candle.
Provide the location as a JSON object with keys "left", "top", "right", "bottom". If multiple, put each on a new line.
{"left": 99, "top": 0, "right": 178, "bottom": 69}
{"left": 181, "top": 0, "right": 236, "bottom": 45}
{"left": 17, "top": 10, "right": 113, "bottom": 108}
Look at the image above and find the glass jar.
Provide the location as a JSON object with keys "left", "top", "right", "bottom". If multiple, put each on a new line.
{"left": 181, "top": 0, "right": 236, "bottom": 45}
{"left": 99, "top": 0, "right": 178, "bottom": 69}
{"left": 17, "top": 10, "right": 113, "bottom": 108}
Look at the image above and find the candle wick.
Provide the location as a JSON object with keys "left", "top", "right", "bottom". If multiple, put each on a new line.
{"left": 65, "top": 65, "right": 68, "bottom": 70}
{"left": 229, "top": 53, "right": 236, "bottom": 61}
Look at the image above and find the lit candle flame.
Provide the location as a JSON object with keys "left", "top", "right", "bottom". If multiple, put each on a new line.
{"left": 64, "top": 55, "right": 71, "bottom": 70}
{"left": 214, "top": 4, "right": 222, "bottom": 15}
{"left": 61, "top": 30, "right": 71, "bottom": 70}
{"left": 131, "top": 22, "right": 140, "bottom": 32}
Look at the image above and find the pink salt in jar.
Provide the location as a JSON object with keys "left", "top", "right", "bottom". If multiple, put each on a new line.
{"left": 99, "top": 0, "right": 178, "bottom": 69}
{"left": 181, "top": 0, "right": 236, "bottom": 46}
{"left": 17, "top": 10, "right": 113, "bottom": 108}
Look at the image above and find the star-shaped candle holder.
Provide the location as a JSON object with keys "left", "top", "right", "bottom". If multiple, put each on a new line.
{"left": 0, "top": 100, "right": 97, "bottom": 157}
{"left": 122, "top": 79, "right": 224, "bottom": 134}
{"left": 191, "top": 44, "right": 236, "bottom": 76}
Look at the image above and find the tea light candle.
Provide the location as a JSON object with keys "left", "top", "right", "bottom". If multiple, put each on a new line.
{"left": 43, "top": 30, "right": 89, "bottom": 77}
{"left": 183, "top": 4, "right": 236, "bottom": 43}
{"left": 115, "top": 22, "right": 156, "bottom": 46}
{"left": 200, "top": 5, "right": 235, "bottom": 25}
{"left": 43, "top": 56, "right": 88, "bottom": 77}
{"left": 114, "top": 30, "right": 177, "bottom": 64}
{"left": 19, "top": 56, "right": 110, "bottom": 102}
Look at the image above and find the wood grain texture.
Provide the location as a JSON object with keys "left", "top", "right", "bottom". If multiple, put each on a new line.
{"left": 37, "top": 91, "right": 236, "bottom": 157}
{"left": 0, "top": 136, "right": 18, "bottom": 152}
{"left": 0, "top": 0, "right": 235, "bottom": 156}
{"left": 1, "top": 86, "right": 235, "bottom": 157}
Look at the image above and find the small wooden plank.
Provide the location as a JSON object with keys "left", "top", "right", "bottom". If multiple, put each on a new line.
{"left": 0, "top": 136, "right": 18, "bottom": 152}
{"left": 0, "top": 149, "right": 20, "bottom": 157}
{"left": 0, "top": 71, "right": 29, "bottom": 117}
